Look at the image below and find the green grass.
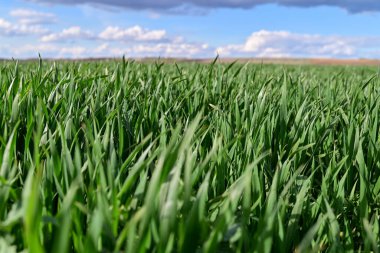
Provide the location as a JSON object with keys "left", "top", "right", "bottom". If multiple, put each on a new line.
{"left": 1, "top": 58, "right": 380, "bottom": 252}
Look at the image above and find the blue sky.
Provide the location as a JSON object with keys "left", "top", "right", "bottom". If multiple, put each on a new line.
{"left": 1, "top": 0, "right": 380, "bottom": 58}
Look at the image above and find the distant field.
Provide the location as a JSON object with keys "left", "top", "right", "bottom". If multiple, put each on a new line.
{"left": 1, "top": 59, "right": 380, "bottom": 252}
{"left": 198, "top": 58, "right": 380, "bottom": 66}
{"left": 4, "top": 57, "right": 380, "bottom": 66}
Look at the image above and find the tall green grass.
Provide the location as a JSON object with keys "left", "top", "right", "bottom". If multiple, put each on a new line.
{"left": 1, "top": 59, "right": 380, "bottom": 252}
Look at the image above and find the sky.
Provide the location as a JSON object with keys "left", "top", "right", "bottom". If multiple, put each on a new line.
{"left": 1, "top": 0, "right": 380, "bottom": 59}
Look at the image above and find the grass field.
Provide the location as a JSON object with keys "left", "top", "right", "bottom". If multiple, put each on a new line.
{"left": 1, "top": 58, "right": 380, "bottom": 252}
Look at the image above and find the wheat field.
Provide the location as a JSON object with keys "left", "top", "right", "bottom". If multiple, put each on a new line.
{"left": 1, "top": 59, "right": 380, "bottom": 252}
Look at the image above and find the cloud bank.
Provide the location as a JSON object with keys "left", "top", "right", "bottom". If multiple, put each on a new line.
{"left": 40, "top": 25, "right": 171, "bottom": 43}
{"left": 4, "top": 28, "right": 380, "bottom": 59}
{"left": 2, "top": 7, "right": 380, "bottom": 59}
{"left": 40, "top": 26, "right": 95, "bottom": 42}
{"left": 10, "top": 8, "right": 57, "bottom": 25}
{"left": 217, "top": 30, "right": 358, "bottom": 58}
{"left": 2, "top": 41, "right": 211, "bottom": 59}
{"left": 0, "top": 18, "right": 48, "bottom": 36}
{"left": 98, "top": 26, "right": 167, "bottom": 42}
{"left": 25, "top": 0, "right": 380, "bottom": 13}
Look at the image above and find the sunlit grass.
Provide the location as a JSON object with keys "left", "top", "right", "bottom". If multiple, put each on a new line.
{"left": 1, "top": 58, "right": 380, "bottom": 252}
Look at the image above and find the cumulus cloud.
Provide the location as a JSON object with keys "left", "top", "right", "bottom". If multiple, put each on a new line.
{"left": 10, "top": 9, "right": 57, "bottom": 25}
{"left": 40, "top": 26, "right": 95, "bottom": 42}
{"left": 5, "top": 29, "right": 380, "bottom": 59}
{"left": 41, "top": 25, "right": 171, "bottom": 43}
{"left": 9, "top": 43, "right": 59, "bottom": 55}
{"left": 2, "top": 40, "right": 210, "bottom": 58}
{"left": 216, "top": 30, "right": 360, "bottom": 58}
{"left": 25, "top": 0, "right": 380, "bottom": 13}
{"left": 0, "top": 18, "right": 48, "bottom": 36}
{"left": 92, "top": 41, "right": 210, "bottom": 57}
{"left": 7, "top": 43, "right": 87, "bottom": 58}
{"left": 59, "top": 46, "right": 87, "bottom": 57}
{"left": 99, "top": 26, "right": 167, "bottom": 42}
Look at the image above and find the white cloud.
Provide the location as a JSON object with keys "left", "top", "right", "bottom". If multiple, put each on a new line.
{"left": 10, "top": 9, "right": 57, "bottom": 25}
{"left": 0, "top": 18, "right": 48, "bottom": 36}
{"left": 9, "top": 43, "right": 58, "bottom": 56}
{"left": 40, "top": 26, "right": 95, "bottom": 42}
{"left": 1, "top": 39, "right": 210, "bottom": 59}
{"left": 5, "top": 22, "right": 380, "bottom": 59}
{"left": 94, "top": 43, "right": 109, "bottom": 53}
{"left": 99, "top": 25, "right": 167, "bottom": 42}
{"left": 58, "top": 46, "right": 87, "bottom": 57}
{"left": 40, "top": 24, "right": 175, "bottom": 44}
{"left": 40, "top": 25, "right": 169, "bottom": 43}
{"left": 217, "top": 30, "right": 357, "bottom": 58}
{"left": 92, "top": 41, "right": 210, "bottom": 57}
{"left": 5, "top": 43, "right": 87, "bottom": 58}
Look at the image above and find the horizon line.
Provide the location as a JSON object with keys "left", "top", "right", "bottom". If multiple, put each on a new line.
{"left": 2, "top": 57, "right": 380, "bottom": 66}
